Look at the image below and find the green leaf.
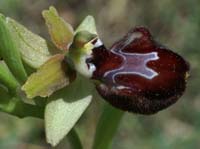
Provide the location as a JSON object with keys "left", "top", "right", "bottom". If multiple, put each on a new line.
{"left": 93, "top": 103, "right": 124, "bottom": 149}
{"left": 7, "top": 18, "right": 53, "bottom": 69}
{"left": 45, "top": 75, "right": 93, "bottom": 146}
{"left": 0, "top": 14, "right": 27, "bottom": 83}
{"left": 22, "top": 54, "right": 70, "bottom": 99}
{"left": 0, "top": 61, "right": 19, "bottom": 94}
{"left": 75, "top": 15, "right": 97, "bottom": 34}
{"left": 42, "top": 6, "right": 74, "bottom": 50}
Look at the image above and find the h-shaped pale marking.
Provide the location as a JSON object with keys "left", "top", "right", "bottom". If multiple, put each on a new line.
{"left": 103, "top": 32, "right": 159, "bottom": 83}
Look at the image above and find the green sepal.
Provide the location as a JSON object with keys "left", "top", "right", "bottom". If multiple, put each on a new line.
{"left": 75, "top": 15, "right": 97, "bottom": 34}
{"left": 45, "top": 75, "right": 93, "bottom": 146}
{"left": 7, "top": 17, "right": 54, "bottom": 69}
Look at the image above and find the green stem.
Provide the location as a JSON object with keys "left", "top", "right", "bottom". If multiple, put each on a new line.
{"left": 68, "top": 128, "right": 83, "bottom": 149}
{"left": 0, "top": 61, "right": 20, "bottom": 95}
{"left": 12, "top": 99, "right": 44, "bottom": 118}
{"left": 93, "top": 103, "right": 124, "bottom": 149}
{"left": 0, "top": 83, "right": 44, "bottom": 119}
{"left": 0, "top": 97, "right": 44, "bottom": 119}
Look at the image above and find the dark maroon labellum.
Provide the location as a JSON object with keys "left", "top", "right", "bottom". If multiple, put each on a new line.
{"left": 88, "top": 27, "right": 189, "bottom": 115}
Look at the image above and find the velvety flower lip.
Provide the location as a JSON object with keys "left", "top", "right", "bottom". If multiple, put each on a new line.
{"left": 88, "top": 27, "right": 190, "bottom": 115}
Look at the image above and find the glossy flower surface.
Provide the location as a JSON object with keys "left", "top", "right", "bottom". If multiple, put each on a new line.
{"left": 88, "top": 27, "right": 189, "bottom": 114}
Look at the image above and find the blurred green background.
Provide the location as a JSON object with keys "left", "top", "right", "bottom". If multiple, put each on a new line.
{"left": 0, "top": 0, "right": 200, "bottom": 148}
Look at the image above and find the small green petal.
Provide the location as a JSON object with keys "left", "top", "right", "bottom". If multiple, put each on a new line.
{"left": 42, "top": 6, "right": 74, "bottom": 50}
{"left": 22, "top": 54, "right": 70, "bottom": 99}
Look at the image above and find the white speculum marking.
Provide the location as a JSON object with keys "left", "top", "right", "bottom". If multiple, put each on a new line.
{"left": 103, "top": 32, "right": 159, "bottom": 84}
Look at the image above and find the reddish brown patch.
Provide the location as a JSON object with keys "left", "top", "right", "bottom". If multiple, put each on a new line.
{"left": 88, "top": 27, "right": 189, "bottom": 114}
